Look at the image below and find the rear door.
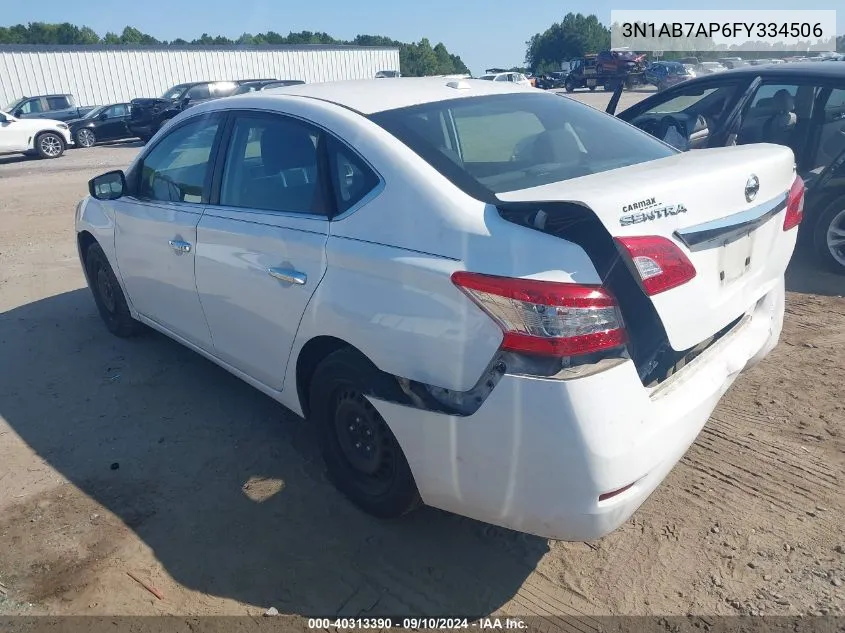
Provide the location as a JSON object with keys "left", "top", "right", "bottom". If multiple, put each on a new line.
{"left": 113, "top": 112, "right": 223, "bottom": 349}
{"left": 194, "top": 110, "right": 331, "bottom": 389}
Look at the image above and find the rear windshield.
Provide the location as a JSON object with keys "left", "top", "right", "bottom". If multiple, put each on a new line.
{"left": 369, "top": 93, "right": 676, "bottom": 196}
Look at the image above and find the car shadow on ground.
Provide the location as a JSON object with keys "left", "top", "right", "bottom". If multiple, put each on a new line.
{"left": 0, "top": 289, "right": 546, "bottom": 616}
{"left": 785, "top": 241, "right": 844, "bottom": 297}
{"left": 0, "top": 153, "right": 42, "bottom": 166}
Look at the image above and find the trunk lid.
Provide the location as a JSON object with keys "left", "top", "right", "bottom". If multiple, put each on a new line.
{"left": 496, "top": 144, "right": 797, "bottom": 351}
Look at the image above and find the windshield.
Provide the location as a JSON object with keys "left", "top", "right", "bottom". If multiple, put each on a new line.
{"left": 161, "top": 84, "right": 191, "bottom": 100}
{"left": 82, "top": 105, "right": 107, "bottom": 119}
{"left": 3, "top": 98, "right": 24, "bottom": 112}
{"left": 369, "top": 93, "right": 676, "bottom": 196}
{"left": 479, "top": 75, "right": 496, "bottom": 81}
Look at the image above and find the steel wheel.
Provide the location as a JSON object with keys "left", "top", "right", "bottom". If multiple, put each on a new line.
{"left": 334, "top": 388, "right": 396, "bottom": 495}
{"left": 825, "top": 208, "right": 845, "bottom": 268}
{"left": 76, "top": 129, "right": 96, "bottom": 148}
{"left": 38, "top": 133, "right": 63, "bottom": 158}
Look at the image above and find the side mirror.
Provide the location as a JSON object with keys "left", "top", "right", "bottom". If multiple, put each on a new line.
{"left": 0, "top": 113, "right": 8, "bottom": 123}
{"left": 98, "top": 112, "right": 109, "bottom": 120}
{"left": 89, "top": 170, "right": 127, "bottom": 200}
{"left": 13, "top": 109, "right": 23, "bottom": 118}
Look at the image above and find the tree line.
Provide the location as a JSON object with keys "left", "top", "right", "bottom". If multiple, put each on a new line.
{"left": 0, "top": 23, "right": 470, "bottom": 77}
{"left": 525, "top": 13, "right": 844, "bottom": 73}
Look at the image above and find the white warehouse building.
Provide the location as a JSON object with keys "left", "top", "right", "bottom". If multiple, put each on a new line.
{"left": 0, "top": 44, "right": 401, "bottom": 107}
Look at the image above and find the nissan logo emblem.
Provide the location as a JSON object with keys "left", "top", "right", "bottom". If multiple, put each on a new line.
{"left": 745, "top": 174, "right": 759, "bottom": 203}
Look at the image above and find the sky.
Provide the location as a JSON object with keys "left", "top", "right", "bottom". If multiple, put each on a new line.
{"left": 3, "top": 0, "right": 843, "bottom": 76}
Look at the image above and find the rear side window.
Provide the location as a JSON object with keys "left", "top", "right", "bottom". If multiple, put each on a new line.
{"left": 46, "top": 96, "right": 70, "bottom": 110}
{"left": 186, "top": 84, "right": 211, "bottom": 100}
{"left": 219, "top": 114, "right": 321, "bottom": 214}
{"left": 326, "top": 137, "right": 380, "bottom": 213}
{"left": 370, "top": 93, "right": 675, "bottom": 195}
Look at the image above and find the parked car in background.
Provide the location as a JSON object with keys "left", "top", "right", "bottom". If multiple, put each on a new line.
{"left": 536, "top": 71, "right": 569, "bottom": 90}
{"left": 478, "top": 71, "right": 533, "bottom": 87}
{"left": 68, "top": 103, "right": 134, "bottom": 148}
{"left": 234, "top": 80, "right": 306, "bottom": 94}
{"left": 375, "top": 70, "right": 401, "bottom": 78}
{"left": 0, "top": 110, "right": 72, "bottom": 158}
{"left": 644, "top": 62, "right": 691, "bottom": 91}
{"left": 718, "top": 58, "right": 749, "bottom": 69}
{"left": 129, "top": 80, "right": 270, "bottom": 142}
{"left": 3, "top": 94, "right": 96, "bottom": 122}
{"left": 77, "top": 77, "right": 799, "bottom": 541}
{"left": 607, "top": 62, "right": 845, "bottom": 274}
{"left": 682, "top": 64, "right": 697, "bottom": 78}
{"left": 696, "top": 62, "right": 727, "bottom": 75}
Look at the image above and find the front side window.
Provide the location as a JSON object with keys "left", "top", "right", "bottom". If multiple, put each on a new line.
{"left": 219, "top": 114, "right": 321, "bottom": 214}
{"left": 104, "top": 104, "right": 128, "bottom": 118}
{"left": 19, "top": 99, "right": 43, "bottom": 114}
{"left": 137, "top": 116, "right": 220, "bottom": 203}
{"left": 370, "top": 93, "right": 676, "bottom": 196}
{"left": 810, "top": 88, "right": 845, "bottom": 172}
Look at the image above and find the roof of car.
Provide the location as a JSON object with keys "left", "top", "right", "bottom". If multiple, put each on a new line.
{"left": 251, "top": 76, "right": 532, "bottom": 114}
{"left": 715, "top": 61, "right": 845, "bottom": 78}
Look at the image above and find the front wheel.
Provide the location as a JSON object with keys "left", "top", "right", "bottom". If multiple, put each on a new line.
{"left": 309, "top": 348, "right": 420, "bottom": 518}
{"left": 812, "top": 198, "right": 845, "bottom": 275}
{"left": 564, "top": 80, "right": 575, "bottom": 93}
{"left": 85, "top": 243, "right": 145, "bottom": 337}
{"left": 35, "top": 132, "right": 65, "bottom": 159}
{"left": 75, "top": 128, "right": 96, "bottom": 148}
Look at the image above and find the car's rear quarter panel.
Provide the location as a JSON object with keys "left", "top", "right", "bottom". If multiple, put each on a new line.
{"left": 277, "top": 96, "right": 602, "bottom": 404}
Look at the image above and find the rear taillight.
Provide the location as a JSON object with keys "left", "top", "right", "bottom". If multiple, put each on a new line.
{"left": 783, "top": 175, "right": 805, "bottom": 231}
{"left": 450, "top": 272, "right": 626, "bottom": 358}
{"left": 614, "top": 236, "right": 696, "bottom": 296}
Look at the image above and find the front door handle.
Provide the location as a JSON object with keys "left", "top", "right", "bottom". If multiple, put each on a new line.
{"left": 267, "top": 267, "right": 307, "bottom": 285}
{"left": 168, "top": 239, "right": 192, "bottom": 254}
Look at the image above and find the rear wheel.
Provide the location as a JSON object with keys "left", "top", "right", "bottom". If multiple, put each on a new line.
{"left": 85, "top": 243, "right": 145, "bottom": 337}
{"left": 812, "top": 198, "right": 845, "bottom": 275}
{"left": 309, "top": 348, "right": 420, "bottom": 518}
{"left": 35, "top": 132, "right": 65, "bottom": 159}
{"left": 75, "top": 128, "right": 96, "bottom": 148}
{"left": 565, "top": 79, "right": 575, "bottom": 93}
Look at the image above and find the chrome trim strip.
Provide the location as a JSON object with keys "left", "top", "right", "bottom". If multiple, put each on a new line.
{"left": 673, "top": 193, "right": 787, "bottom": 250}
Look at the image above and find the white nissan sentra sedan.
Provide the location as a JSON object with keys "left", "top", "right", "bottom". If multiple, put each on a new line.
{"left": 75, "top": 77, "right": 804, "bottom": 540}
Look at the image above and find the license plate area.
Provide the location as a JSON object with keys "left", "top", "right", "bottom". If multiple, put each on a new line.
{"left": 718, "top": 233, "right": 752, "bottom": 283}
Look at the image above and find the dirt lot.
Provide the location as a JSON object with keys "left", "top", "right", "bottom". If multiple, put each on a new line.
{"left": 0, "top": 90, "right": 843, "bottom": 623}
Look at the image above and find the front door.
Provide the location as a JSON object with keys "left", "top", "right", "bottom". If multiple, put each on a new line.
{"left": 97, "top": 104, "right": 131, "bottom": 141}
{"left": 113, "top": 112, "right": 223, "bottom": 349}
{"left": 194, "top": 111, "right": 330, "bottom": 390}
{"left": 0, "top": 115, "right": 29, "bottom": 151}
{"left": 615, "top": 78, "right": 752, "bottom": 150}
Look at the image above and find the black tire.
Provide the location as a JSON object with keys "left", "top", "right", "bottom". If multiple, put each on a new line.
{"left": 309, "top": 347, "right": 421, "bottom": 518}
{"left": 565, "top": 79, "right": 575, "bottom": 93}
{"left": 35, "top": 132, "right": 65, "bottom": 159}
{"left": 84, "top": 243, "right": 145, "bottom": 337}
{"left": 588, "top": 85, "right": 596, "bottom": 91}
{"left": 811, "top": 197, "right": 845, "bottom": 275}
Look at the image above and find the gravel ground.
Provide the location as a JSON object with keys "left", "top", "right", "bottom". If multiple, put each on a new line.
{"left": 0, "top": 90, "right": 843, "bottom": 622}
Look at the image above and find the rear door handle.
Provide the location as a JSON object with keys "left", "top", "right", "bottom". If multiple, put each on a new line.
{"left": 267, "top": 267, "right": 307, "bottom": 285}
{"left": 168, "top": 239, "right": 192, "bottom": 254}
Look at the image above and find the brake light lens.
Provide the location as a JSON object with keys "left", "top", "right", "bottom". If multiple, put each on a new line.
{"left": 450, "top": 272, "right": 626, "bottom": 358}
{"left": 783, "top": 175, "right": 805, "bottom": 231}
{"left": 614, "top": 236, "right": 696, "bottom": 296}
